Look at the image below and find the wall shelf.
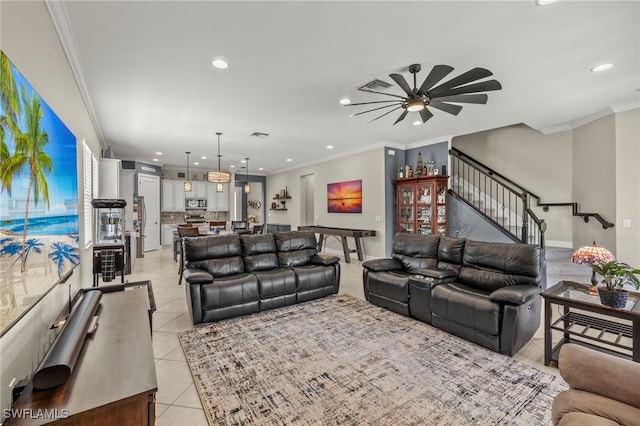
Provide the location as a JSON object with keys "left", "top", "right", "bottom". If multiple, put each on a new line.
{"left": 270, "top": 208, "right": 288, "bottom": 211}
{"left": 273, "top": 196, "right": 291, "bottom": 200}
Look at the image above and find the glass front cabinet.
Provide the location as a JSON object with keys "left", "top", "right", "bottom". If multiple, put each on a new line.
{"left": 395, "top": 176, "right": 448, "bottom": 235}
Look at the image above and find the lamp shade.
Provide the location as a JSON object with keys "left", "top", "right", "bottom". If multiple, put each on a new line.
{"left": 207, "top": 171, "right": 232, "bottom": 183}
{"left": 571, "top": 241, "right": 615, "bottom": 265}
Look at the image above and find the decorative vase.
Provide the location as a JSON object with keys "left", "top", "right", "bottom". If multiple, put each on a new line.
{"left": 598, "top": 288, "right": 628, "bottom": 309}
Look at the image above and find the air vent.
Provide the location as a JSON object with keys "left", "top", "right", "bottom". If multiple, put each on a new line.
{"left": 359, "top": 78, "right": 392, "bottom": 91}
{"left": 250, "top": 132, "right": 270, "bottom": 139}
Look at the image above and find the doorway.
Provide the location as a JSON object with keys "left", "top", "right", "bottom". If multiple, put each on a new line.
{"left": 137, "top": 173, "right": 160, "bottom": 251}
{"left": 300, "top": 174, "right": 315, "bottom": 226}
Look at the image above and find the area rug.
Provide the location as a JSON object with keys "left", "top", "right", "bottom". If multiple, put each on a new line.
{"left": 179, "top": 294, "right": 566, "bottom": 425}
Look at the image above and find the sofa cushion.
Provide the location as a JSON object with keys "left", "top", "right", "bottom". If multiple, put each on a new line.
{"left": 391, "top": 233, "right": 439, "bottom": 272}
{"left": 275, "top": 231, "right": 318, "bottom": 267}
{"left": 367, "top": 270, "right": 411, "bottom": 303}
{"left": 183, "top": 234, "right": 245, "bottom": 277}
{"left": 437, "top": 236, "right": 465, "bottom": 274}
{"left": 254, "top": 269, "right": 297, "bottom": 298}
{"left": 200, "top": 273, "right": 259, "bottom": 310}
{"left": 241, "top": 234, "right": 279, "bottom": 271}
{"left": 431, "top": 283, "right": 500, "bottom": 336}
{"left": 293, "top": 264, "right": 336, "bottom": 291}
{"left": 460, "top": 240, "right": 541, "bottom": 292}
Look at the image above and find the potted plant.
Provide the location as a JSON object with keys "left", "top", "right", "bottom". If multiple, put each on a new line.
{"left": 589, "top": 260, "right": 640, "bottom": 308}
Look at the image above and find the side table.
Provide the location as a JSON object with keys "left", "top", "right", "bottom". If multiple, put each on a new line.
{"left": 541, "top": 280, "right": 640, "bottom": 366}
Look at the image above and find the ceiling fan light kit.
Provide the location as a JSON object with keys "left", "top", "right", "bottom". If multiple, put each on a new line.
{"left": 345, "top": 63, "right": 502, "bottom": 125}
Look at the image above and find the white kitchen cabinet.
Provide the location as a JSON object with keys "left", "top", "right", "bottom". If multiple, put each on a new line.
{"left": 191, "top": 181, "right": 207, "bottom": 199}
{"left": 162, "top": 224, "right": 176, "bottom": 246}
{"left": 206, "top": 182, "right": 230, "bottom": 211}
{"left": 162, "top": 179, "right": 186, "bottom": 212}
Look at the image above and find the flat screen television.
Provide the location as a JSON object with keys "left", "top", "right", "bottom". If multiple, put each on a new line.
{"left": 0, "top": 50, "right": 79, "bottom": 336}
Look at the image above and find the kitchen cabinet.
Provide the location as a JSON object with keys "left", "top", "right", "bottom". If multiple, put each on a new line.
{"left": 162, "top": 224, "right": 176, "bottom": 246}
{"left": 206, "top": 182, "right": 230, "bottom": 211}
{"left": 162, "top": 179, "right": 186, "bottom": 212}
{"left": 98, "top": 158, "right": 121, "bottom": 198}
{"left": 191, "top": 181, "right": 207, "bottom": 199}
{"left": 395, "top": 176, "right": 448, "bottom": 235}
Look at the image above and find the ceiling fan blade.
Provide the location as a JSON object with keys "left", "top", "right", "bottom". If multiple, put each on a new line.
{"left": 367, "top": 106, "right": 403, "bottom": 123}
{"left": 429, "top": 68, "right": 494, "bottom": 97}
{"left": 420, "top": 108, "right": 433, "bottom": 123}
{"left": 429, "top": 101, "right": 463, "bottom": 115}
{"left": 389, "top": 73, "right": 415, "bottom": 97}
{"left": 435, "top": 94, "right": 488, "bottom": 104}
{"left": 358, "top": 88, "right": 407, "bottom": 100}
{"left": 393, "top": 110, "right": 409, "bottom": 125}
{"left": 417, "top": 65, "right": 454, "bottom": 96}
{"left": 351, "top": 103, "right": 403, "bottom": 117}
{"left": 431, "top": 80, "right": 502, "bottom": 98}
{"left": 345, "top": 100, "right": 405, "bottom": 107}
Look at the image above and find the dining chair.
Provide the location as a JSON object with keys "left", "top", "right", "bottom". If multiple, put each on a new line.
{"left": 209, "top": 221, "right": 227, "bottom": 231}
{"left": 231, "top": 220, "right": 248, "bottom": 231}
{"left": 177, "top": 226, "right": 200, "bottom": 285}
{"left": 251, "top": 224, "right": 264, "bottom": 234}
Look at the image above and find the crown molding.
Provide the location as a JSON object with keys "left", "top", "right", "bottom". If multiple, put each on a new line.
{"left": 46, "top": 1, "right": 106, "bottom": 149}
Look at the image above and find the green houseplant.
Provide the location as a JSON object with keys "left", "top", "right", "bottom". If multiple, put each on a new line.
{"left": 589, "top": 260, "right": 640, "bottom": 308}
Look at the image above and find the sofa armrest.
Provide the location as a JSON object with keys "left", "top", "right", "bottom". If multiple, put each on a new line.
{"left": 362, "top": 258, "right": 402, "bottom": 272}
{"left": 310, "top": 254, "right": 340, "bottom": 266}
{"left": 183, "top": 268, "right": 214, "bottom": 284}
{"left": 416, "top": 268, "right": 457, "bottom": 280}
{"left": 559, "top": 343, "right": 640, "bottom": 409}
{"left": 489, "top": 285, "right": 540, "bottom": 305}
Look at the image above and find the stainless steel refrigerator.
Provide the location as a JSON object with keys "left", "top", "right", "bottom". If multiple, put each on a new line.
{"left": 133, "top": 196, "right": 145, "bottom": 258}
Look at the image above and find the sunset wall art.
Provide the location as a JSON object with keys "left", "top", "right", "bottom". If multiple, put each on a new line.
{"left": 327, "top": 180, "right": 362, "bottom": 213}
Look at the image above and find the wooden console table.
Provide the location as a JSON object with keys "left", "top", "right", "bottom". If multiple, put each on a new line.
{"left": 6, "top": 285, "right": 157, "bottom": 425}
{"left": 542, "top": 280, "right": 640, "bottom": 366}
{"left": 298, "top": 226, "right": 376, "bottom": 263}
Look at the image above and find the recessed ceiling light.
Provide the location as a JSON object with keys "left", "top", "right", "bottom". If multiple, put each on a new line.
{"left": 230, "top": 165, "right": 236, "bottom": 168}
{"left": 241, "top": 159, "right": 246, "bottom": 163}
{"left": 155, "top": 152, "right": 163, "bottom": 155}
{"left": 201, "top": 156, "right": 207, "bottom": 160}
{"left": 535, "top": 0, "right": 557, "bottom": 5}
{"left": 348, "top": 113, "right": 355, "bottom": 118}
{"left": 413, "top": 120, "right": 422, "bottom": 126}
{"left": 211, "top": 59, "right": 229, "bottom": 69}
{"left": 193, "top": 162, "right": 199, "bottom": 165}
{"left": 259, "top": 167, "right": 264, "bottom": 171}
{"left": 339, "top": 98, "right": 351, "bottom": 105}
{"left": 326, "top": 145, "right": 334, "bottom": 149}
{"left": 590, "top": 63, "right": 613, "bottom": 73}
{"left": 286, "top": 158, "right": 293, "bottom": 162}
{"left": 152, "top": 158, "right": 159, "bottom": 162}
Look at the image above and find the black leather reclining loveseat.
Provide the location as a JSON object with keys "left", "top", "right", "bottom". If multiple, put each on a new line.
{"left": 362, "top": 233, "right": 542, "bottom": 356}
{"left": 183, "top": 231, "right": 340, "bottom": 325}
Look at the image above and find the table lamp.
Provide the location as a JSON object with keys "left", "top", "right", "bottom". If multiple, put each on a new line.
{"left": 570, "top": 241, "right": 615, "bottom": 290}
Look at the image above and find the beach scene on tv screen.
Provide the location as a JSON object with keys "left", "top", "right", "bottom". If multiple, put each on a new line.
{"left": 0, "top": 50, "right": 79, "bottom": 332}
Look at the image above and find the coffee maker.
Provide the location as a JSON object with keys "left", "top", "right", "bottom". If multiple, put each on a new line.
{"left": 91, "top": 199, "right": 127, "bottom": 244}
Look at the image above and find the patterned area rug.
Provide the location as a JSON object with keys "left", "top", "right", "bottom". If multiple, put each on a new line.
{"left": 179, "top": 294, "right": 566, "bottom": 425}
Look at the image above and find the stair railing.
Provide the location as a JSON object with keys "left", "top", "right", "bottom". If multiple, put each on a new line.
{"left": 449, "top": 148, "right": 613, "bottom": 249}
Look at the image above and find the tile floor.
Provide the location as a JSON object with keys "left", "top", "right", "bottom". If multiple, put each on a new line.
{"left": 122, "top": 245, "right": 582, "bottom": 425}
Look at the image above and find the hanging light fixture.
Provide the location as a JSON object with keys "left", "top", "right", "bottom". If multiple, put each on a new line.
{"left": 207, "top": 132, "right": 232, "bottom": 192}
{"left": 184, "top": 151, "right": 192, "bottom": 192}
{"left": 244, "top": 157, "right": 251, "bottom": 193}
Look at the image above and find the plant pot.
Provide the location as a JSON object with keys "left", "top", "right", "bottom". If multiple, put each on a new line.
{"left": 598, "top": 288, "right": 628, "bottom": 309}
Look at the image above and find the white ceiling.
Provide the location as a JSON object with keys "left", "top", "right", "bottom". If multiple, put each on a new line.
{"left": 50, "top": 1, "right": 640, "bottom": 175}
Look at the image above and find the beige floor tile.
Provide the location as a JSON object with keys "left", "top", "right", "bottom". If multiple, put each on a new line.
{"left": 155, "top": 359, "right": 194, "bottom": 405}
{"left": 173, "top": 384, "right": 205, "bottom": 409}
{"left": 152, "top": 311, "right": 181, "bottom": 331}
{"left": 163, "top": 344, "right": 188, "bottom": 362}
{"left": 152, "top": 330, "right": 180, "bottom": 360}
{"left": 155, "top": 403, "right": 170, "bottom": 419}
{"left": 157, "top": 313, "right": 193, "bottom": 333}
{"left": 156, "top": 405, "right": 209, "bottom": 426}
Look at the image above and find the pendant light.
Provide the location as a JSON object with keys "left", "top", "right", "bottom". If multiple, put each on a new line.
{"left": 206, "top": 132, "right": 232, "bottom": 192}
{"left": 184, "top": 151, "right": 192, "bottom": 192}
{"left": 244, "top": 157, "right": 251, "bottom": 193}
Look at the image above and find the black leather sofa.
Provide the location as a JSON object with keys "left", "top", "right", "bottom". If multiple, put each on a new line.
{"left": 183, "top": 231, "right": 340, "bottom": 325}
{"left": 362, "top": 233, "right": 542, "bottom": 356}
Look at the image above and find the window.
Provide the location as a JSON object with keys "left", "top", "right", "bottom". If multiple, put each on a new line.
{"left": 83, "top": 140, "right": 99, "bottom": 248}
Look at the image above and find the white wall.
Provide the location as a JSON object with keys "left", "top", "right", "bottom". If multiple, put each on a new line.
{"left": 267, "top": 148, "right": 386, "bottom": 258}
{"left": 0, "top": 1, "right": 102, "bottom": 411}
{"left": 615, "top": 108, "right": 640, "bottom": 266}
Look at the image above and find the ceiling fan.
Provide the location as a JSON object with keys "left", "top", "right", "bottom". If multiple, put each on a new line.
{"left": 346, "top": 63, "right": 502, "bottom": 125}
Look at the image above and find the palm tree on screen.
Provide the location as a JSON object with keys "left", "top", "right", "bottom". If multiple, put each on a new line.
{"left": 49, "top": 241, "right": 79, "bottom": 278}
{"left": 0, "top": 50, "right": 21, "bottom": 191}
{"left": 2, "top": 86, "right": 52, "bottom": 272}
